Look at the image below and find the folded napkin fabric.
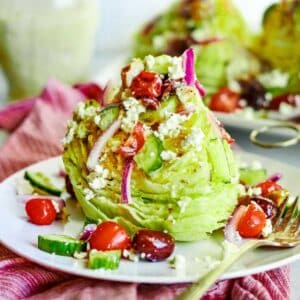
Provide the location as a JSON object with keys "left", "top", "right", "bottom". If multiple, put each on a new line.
{"left": 0, "top": 80, "right": 290, "bottom": 299}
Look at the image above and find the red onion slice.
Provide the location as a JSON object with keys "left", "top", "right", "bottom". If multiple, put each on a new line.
{"left": 224, "top": 205, "right": 247, "bottom": 244}
{"left": 268, "top": 172, "right": 282, "bottom": 182}
{"left": 86, "top": 119, "right": 121, "bottom": 171}
{"left": 19, "top": 195, "right": 65, "bottom": 213}
{"left": 182, "top": 48, "right": 196, "bottom": 86}
{"left": 79, "top": 223, "right": 97, "bottom": 241}
{"left": 121, "top": 160, "right": 134, "bottom": 204}
{"left": 195, "top": 80, "right": 206, "bottom": 97}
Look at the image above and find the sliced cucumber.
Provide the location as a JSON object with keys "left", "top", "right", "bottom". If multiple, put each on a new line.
{"left": 98, "top": 106, "right": 120, "bottom": 131}
{"left": 88, "top": 249, "right": 121, "bottom": 270}
{"left": 240, "top": 168, "right": 267, "bottom": 186}
{"left": 24, "top": 171, "right": 62, "bottom": 196}
{"left": 140, "top": 96, "right": 178, "bottom": 124}
{"left": 134, "top": 134, "right": 164, "bottom": 173}
{"left": 38, "top": 234, "right": 87, "bottom": 256}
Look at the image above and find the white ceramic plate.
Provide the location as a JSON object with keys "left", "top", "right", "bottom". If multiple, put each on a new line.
{"left": 0, "top": 152, "right": 300, "bottom": 284}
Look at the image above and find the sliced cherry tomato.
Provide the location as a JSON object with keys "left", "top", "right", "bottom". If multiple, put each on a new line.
{"left": 89, "top": 221, "right": 131, "bottom": 251}
{"left": 73, "top": 82, "right": 103, "bottom": 103}
{"left": 268, "top": 93, "right": 297, "bottom": 111}
{"left": 130, "top": 71, "right": 163, "bottom": 99}
{"left": 237, "top": 203, "right": 267, "bottom": 238}
{"left": 119, "top": 122, "right": 145, "bottom": 158}
{"left": 209, "top": 87, "right": 240, "bottom": 113}
{"left": 256, "top": 180, "right": 282, "bottom": 198}
{"left": 25, "top": 198, "right": 56, "bottom": 225}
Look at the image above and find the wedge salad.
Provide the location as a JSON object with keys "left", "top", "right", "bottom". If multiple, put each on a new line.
{"left": 134, "top": 0, "right": 300, "bottom": 120}
{"left": 18, "top": 49, "right": 291, "bottom": 271}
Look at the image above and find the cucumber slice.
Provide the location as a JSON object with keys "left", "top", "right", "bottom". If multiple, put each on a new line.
{"left": 134, "top": 134, "right": 164, "bottom": 173}
{"left": 98, "top": 106, "right": 120, "bottom": 131}
{"left": 24, "top": 171, "right": 62, "bottom": 196}
{"left": 88, "top": 249, "right": 121, "bottom": 270}
{"left": 38, "top": 234, "right": 87, "bottom": 256}
{"left": 140, "top": 96, "right": 178, "bottom": 124}
{"left": 240, "top": 168, "right": 267, "bottom": 185}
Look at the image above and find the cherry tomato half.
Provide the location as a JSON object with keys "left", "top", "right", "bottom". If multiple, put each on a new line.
{"left": 256, "top": 180, "right": 282, "bottom": 198}
{"left": 237, "top": 203, "right": 267, "bottom": 238}
{"left": 209, "top": 87, "right": 240, "bottom": 113}
{"left": 130, "top": 71, "right": 163, "bottom": 99}
{"left": 89, "top": 221, "right": 131, "bottom": 251}
{"left": 25, "top": 198, "right": 57, "bottom": 225}
{"left": 119, "top": 122, "right": 145, "bottom": 158}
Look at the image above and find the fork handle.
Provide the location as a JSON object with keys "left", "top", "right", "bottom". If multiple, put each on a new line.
{"left": 176, "top": 240, "right": 260, "bottom": 300}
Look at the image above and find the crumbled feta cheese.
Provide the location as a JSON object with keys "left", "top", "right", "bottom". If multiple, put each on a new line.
{"left": 83, "top": 188, "right": 95, "bottom": 201}
{"left": 76, "top": 102, "right": 98, "bottom": 119}
{"left": 123, "top": 249, "right": 139, "bottom": 262}
{"left": 279, "top": 102, "right": 294, "bottom": 115}
{"left": 121, "top": 98, "right": 146, "bottom": 133}
{"left": 73, "top": 252, "right": 87, "bottom": 259}
{"left": 228, "top": 80, "right": 241, "bottom": 93}
{"left": 169, "top": 255, "right": 186, "bottom": 271}
{"left": 63, "top": 120, "right": 77, "bottom": 145}
{"left": 246, "top": 187, "right": 262, "bottom": 197}
{"left": 168, "top": 57, "right": 185, "bottom": 80}
{"left": 262, "top": 219, "right": 272, "bottom": 237}
{"left": 258, "top": 70, "right": 289, "bottom": 88}
{"left": 265, "top": 92, "right": 273, "bottom": 102}
{"left": 94, "top": 164, "right": 109, "bottom": 177}
{"left": 182, "top": 127, "right": 204, "bottom": 150}
{"left": 153, "top": 35, "right": 166, "bottom": 51}
{"left": 161, "top": 150, "right": 177, "bottom": 161}
{"left": 145, "top": 55, "right": 155, "bottom": 69}
{"left": 94, "top": 114, "right": 101, "bottom": 127}
{"left": 16, "top": 178, "right": 34, "bottom": 195}
{"left": 89, "top": 177, "right": 107, "bottom": 191}
{"left": 77, "top": 123, "right": 88, "bottom": 139}
{"left": 124, "top": 59, "right": 144, "bottom": 87}
{"left": 156, "top": 113, "right": 188, "bottom": 140}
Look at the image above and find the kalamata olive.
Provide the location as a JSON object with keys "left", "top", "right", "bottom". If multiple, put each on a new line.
{"left": 239, "top": 79, "right": 267, "bottom": 109}
{"left": 131, "top": 71, "right": 163, "bottom": 99}
{"left": 132, "top": 229, "right": 175, "bottom": 262}
{"left": 251, "top": 197, "right": 277, "bottom": 219}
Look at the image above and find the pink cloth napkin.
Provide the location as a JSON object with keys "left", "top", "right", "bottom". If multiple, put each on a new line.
{"left": 0, "top": 80, "right": 290, "bottom": 299}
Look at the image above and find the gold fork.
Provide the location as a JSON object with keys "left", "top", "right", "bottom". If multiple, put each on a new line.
{"left": 177, "top": 195, "right": 300, "bottom": 300}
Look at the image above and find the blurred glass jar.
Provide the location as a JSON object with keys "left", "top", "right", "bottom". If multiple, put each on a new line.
{"left": 0, "top": 0, "right": 99, "bottom": 100}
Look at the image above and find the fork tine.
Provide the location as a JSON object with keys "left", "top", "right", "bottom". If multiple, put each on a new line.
{"left": 274, "top": 196, "right": 299, "bottom": 233}
{"left": 272, "top": 195, "right": 290, "bottom": 231}
{"left": 287, "top": 197, "right": 300, "bottom": 236}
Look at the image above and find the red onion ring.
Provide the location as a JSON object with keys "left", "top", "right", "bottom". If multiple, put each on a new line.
{"left": 121, "top": 160, "right": 134, "bottom": 204}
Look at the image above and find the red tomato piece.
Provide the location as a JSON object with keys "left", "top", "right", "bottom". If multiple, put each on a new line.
{"left": 89, "top": 221, "right": 131, "bottom": 251}
{"left": 119, "top": 122, "right": 145, "bottom": 158}
{"left": 25, "top": 198, "right": 56, "bottom": 225}
{"left": 130, "top": 71, "right": 163, "bottom": 99}
{"left": 256, "top": 180, "right": 282, "bottom": 198}
{"left": 237, "top": 203, "right": 267, "bottom": 238}
{"left": 268, "top": 93, "right": 297, "bottom": 111}
{"left": 209, "top": 87, "right": 240, "bottom": 113}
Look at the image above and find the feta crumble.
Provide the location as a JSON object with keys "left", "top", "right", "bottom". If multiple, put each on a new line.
{"left": 168, "top": 57, "right": 185, "bottom": 80}
{"left": 76, "top": 102, "right": 98, "bottom": 120}
{"left": 262, "top": 219, "right": 272, "bottom": 238}
{"left": 145, "top": 55, "right": 155, "bottom": 69}
{"left": 121, "top": 98, "right": 146, "bottom": 133}
{"left": 182, "top": 127, "right": 204, "bottom": 150}
{"left": 83, "top": 188, "right": 95, "bottom": 201}
{"left": 63, "top": 120, "right": 77, "bottom": 145}
{"left": 88, "top": 165, "right": 109, "bottom": 192}
{"left": 161, "top": 150, "right": 177, "bottom": 161}
{"left": 155, "top": 113, "right": 188, "bottom": 140}
{"left": 258, "top": 70, "right": 289, "bottom": 88}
